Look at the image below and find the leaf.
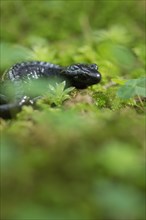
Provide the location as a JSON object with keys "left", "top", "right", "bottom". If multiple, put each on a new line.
{"left": 0, "top": 42, "right": 31, "bottom": 70}
{"left": 135, "top": 87, "right": 146, "bottom": 97}
{"left": 117, "top": 85, "right": 135, "bottom": 99}
{"left": 46, "top": 81, "right": 74, "bottom": 106}
{"left": 117, "top": 77, "right": 146, "bottom": 99}
{"left": 55, "top": 81, "right": 66, "bottom": 94}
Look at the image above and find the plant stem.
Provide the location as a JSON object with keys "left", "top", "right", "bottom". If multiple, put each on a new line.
{"left": 137, "top": 95, "right": 144, "bottom": 107}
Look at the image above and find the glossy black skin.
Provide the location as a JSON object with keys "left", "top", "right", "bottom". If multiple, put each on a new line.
{"left": 0, "top": 61, "right": 101, "bottom": 118}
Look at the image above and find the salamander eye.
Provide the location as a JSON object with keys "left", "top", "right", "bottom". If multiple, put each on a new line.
{"left": 90, "top": 64, "right": 98, "bottom": 70}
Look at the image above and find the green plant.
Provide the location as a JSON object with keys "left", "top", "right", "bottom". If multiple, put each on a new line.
{"left": 117, "top": 77, "right": 146, "bottom": 99}
{"left": 44, "top": 81, "right": 74, "bottom": 107}
{"left": 117, "top": 77, "right": 146, "bottom": 110}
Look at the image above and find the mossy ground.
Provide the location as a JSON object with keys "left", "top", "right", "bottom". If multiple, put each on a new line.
{"left": 0, "top": 1, "right": 145, "bottom": 220}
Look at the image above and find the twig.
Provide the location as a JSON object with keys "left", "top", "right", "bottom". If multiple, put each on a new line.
{"left": 136, "top": 95, "right": 144, "bottom": 107}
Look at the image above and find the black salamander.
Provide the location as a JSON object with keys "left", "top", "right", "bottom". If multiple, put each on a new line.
{"left": 0, "top": 61, "right": 101, "bottom": 118}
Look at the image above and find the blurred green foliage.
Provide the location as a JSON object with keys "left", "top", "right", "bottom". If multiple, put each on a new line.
{"left": 0, "top": 0, "right": 146, "bottom": 220}
{"left": 0, "top": 0, "right": 145, "bottom": 43}
{"left": 117, "top": 77, "right": 146, "bottom": 99}
{"left": 1, "top": 109, "right": 145, "bottom": 220}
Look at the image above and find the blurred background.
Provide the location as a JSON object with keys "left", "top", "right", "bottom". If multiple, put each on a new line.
{"left": 1, "top": 0, "right": 145, "bottom": 42}
{"left": 0, "top": 1, "right": 145, "bottom": 220}
{"left": 0, "top": 0, "right": 145, "bottom": 72}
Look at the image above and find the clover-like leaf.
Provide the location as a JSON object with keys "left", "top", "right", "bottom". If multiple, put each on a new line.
{"left": 117, "top": 77, "right": 146, "bottom": 99}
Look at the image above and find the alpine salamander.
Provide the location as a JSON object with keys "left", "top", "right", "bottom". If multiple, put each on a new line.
{"left": 0, "top": 61, "right": 101, "bottom": 118}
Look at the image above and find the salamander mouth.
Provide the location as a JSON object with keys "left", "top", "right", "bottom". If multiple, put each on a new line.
{"left": 85, "top": 72, "right": 101, "bottom": 84}
{"left": 71, "top": 71, "right": 101, "bottom": 89}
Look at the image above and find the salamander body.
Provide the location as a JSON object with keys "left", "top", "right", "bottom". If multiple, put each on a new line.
{"left": 0, "top": 61, "right": 101, "bottom": 118}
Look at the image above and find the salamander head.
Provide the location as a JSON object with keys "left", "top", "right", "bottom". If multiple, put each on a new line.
{"left": 63, "top": 64, "right": 101, "bottom": 89}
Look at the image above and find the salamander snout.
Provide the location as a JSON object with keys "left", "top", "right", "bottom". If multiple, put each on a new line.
{"left": 65, "top": 63, "right": 102, "bottom": 89}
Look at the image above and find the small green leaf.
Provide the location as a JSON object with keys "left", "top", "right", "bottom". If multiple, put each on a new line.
{"left": 117, "top": 77, "right": 146, "bottom": 99}
{"left": 117, "top": 85, "right": 135, "bottom": 99}
{"left": 0, "top": 42, "right": 30, "bottom": 70}
{"left": 135, "top": 87, "right": 146, "bottom": 97}
{"left": 45, "top": 81, "right": 74, "bottom": 106}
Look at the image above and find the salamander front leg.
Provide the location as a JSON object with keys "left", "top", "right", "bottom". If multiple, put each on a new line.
{"left": 18, "top": 96, "right": 42, "bottom": 106}
{"left": 18, "top": 96, "right": 34, "bottom": 106}
{"left": 0, "top": 96, "right": 43, "bottom": 119}
{"left": 0, "top": 102, "right": 22, "bottom": 119}
{"left": 0, "top": 96, "right": 34, "bottom": 119}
